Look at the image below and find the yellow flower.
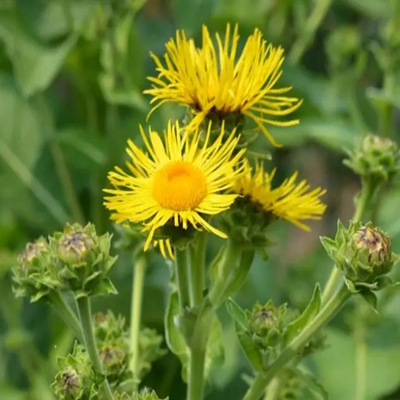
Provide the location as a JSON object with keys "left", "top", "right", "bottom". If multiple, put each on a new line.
{"left": 234, "top": 162, "right": 327, "bottom": 231}
{"left": 104, "top": 121, "right": 245, "bottom": 250}
{"left": 144, "top": 24, "right": 301, "bottom": 146}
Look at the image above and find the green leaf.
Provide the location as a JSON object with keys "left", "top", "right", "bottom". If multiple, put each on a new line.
{"left": 315, "top": 328, "right": 400, "bottom": 399}
{"left": 99, "top": 12, "right": 147, "bottom": 111}
{"left": 226, "top": 298, "right": 247, "bottom": 331}
{"left": 236, "top": 329, "right": 264, "bottom": 372}
{"left": 205, "top": 315, "right": 225, "bottom": 378}
{"left": 0, "top": 74, "right": 69, "bottom": 224}
{"left": 223, "top": 250, "right": 254, "bottom": 299}
{"left": 276, "top": 118, "right": 358, "bottom": 153}
{"left": 344, "top": 277, "right": 359, "bottom": 294}
{"left": 360, "top": 289, "right": 378, "bottom": 313}
{"left": 0, "top": 9, "right": 77, "bottom": 96}
{"left": 285, "top": 283, "right": 322, "bottom": 343}
{"left": 164, "top": 291, "right": 189, "bottom": 380}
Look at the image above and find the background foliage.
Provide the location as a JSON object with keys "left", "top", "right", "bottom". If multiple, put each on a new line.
{"left": 0, "top": 0, "right": 400, "bottom": 399}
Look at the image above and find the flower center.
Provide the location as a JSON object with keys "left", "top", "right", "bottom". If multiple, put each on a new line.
{"left": 153, "top": 161, "right": 207, "bottom": 211}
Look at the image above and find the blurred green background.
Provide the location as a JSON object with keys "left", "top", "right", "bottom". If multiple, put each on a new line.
{"left": 1, "top": 0, "right": 400, "bottom": 399}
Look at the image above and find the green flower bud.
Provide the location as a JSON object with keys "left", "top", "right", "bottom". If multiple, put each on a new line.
{"left": 52, "top": 343, "right": 98, "bottom": 400}
{"left": 321, "top": 221, "right": 396, "bottom": 286}
{"left": 93, "top": 311, "right": 131, "bottom": 385}
{"left": 12, "top": 238, "right": 60, "bottom": 302}
{"left": 58, "top": 231, "right": 95, "bottom": 264}
{"left": 100, "top": 342, "right": 127, "bottom": 377}
{"left": 52, "top": 223, "right": 118, "bottom": 298}
{"left": 344, "top": 134, "right": 399, "bottom": 182}
{"left": 246, "top": 301, "right": 287, "bottom": 351}
{"left": 59, "top": 367, "right": 82, "bottom": 398}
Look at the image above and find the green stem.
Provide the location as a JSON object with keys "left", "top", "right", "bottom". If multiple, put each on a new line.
{"left": 353, "top": 178, "right": 376, "bottom": 223}
{"left": 129, "top": 254, "right": 147, "bottom": 389}
{"left": 77, "top": 297, "right": 114, "bottom": 400}
{"left": 175, "top": 247, "right": 190, "bottom": 312}
{"left": 244, "top": 285, "right": 351, "bottom": 400}
{"left": 264, "top": 377, "right": 282, "bottom": 400}
{"left": 49, "top": 291, "right": 84, "bottom": 343}
{"left": 188, "top": 233, "right": 207, "bottom": 307}
{"left": 209, "top": 239, "right": 241, "bottom": 308}
{"left": 289, "top": 0, "right": 333, "bottom": 64}
{"left": 187, "top": 347, "right": 206, "bottom": 400}
{"left": 321, "top": 178, "right": 375, "bottom": 304}
{"left": 355, "top": 323, "right": 367, "bottom": 400}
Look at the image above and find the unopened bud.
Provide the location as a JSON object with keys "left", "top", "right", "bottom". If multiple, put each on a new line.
{"left": 58, "top": 231, "right": 95, "bottom": 264}
{"left": 344, "top": 134, "right": 399, "bottom": 182}
{"left": 59, "top": 367, "right": 81, "bottom": 398}
{"left": 17, "top": 238, "right": 48, "bottom": 275}
{"left": 321, "top": 220, "right": 395, "bottom": 285}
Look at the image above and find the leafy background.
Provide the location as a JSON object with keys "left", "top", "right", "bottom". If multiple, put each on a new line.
{"left": 0, "top": 0, "right": 400, "bottom": 399}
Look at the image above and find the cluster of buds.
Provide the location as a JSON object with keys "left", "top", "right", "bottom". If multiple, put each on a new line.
{"left": 321, "top": 220, "right": 397, "bottom": 290}
{"left": 344, "top": 134, "right": 399, "bottom": 183}
{"left": 94, "top": 311, "right": 165, "bottom": 385}
{"left": 94, "top": 311, "right": 131, "bottom": 386}
{"left": 12, "top": 223, "right": 117, "bottom": 301}
{"left": 52, "top": 343, "right": 100, "bottom": 400}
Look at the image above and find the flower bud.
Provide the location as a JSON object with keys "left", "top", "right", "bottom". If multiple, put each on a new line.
{"left": 344, "top": 134, "right": 399, "bottom": 182}
{"left": 58, "top": 231, "right": 95, "bottom": 265}
{"left": 246, "top": 301, "right": 287, "bottom": 350}
{"left": 321, "top": 221, "right": 395, "bottom": 285}
{"left": 59, "top": 368, "right": 82, "bottom": 398}
{"left": 52, "top": 223, "right": 117, "bottom": 298}
{"left": 12, "top": 238, "right": 59, "bottom": 302}
{"left": 52, "top": 343, "right": 97, "bottom": 400}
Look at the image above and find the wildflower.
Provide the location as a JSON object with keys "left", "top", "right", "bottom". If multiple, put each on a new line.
{"left": 234, "top": 161, "right": 326, "bottom": 231}
{"left": 104, "top": 121, "right": 245, "bottom": 250}
{"left": 145, "top": 24, "right": 301, "bottom": 146}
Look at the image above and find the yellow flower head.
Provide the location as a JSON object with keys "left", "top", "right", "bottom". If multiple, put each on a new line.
{"left": 104, "top": 121, "right": 245, "bottom": 250}
{"left": 234, "top": 161, "right": 327, "bottom": 231}
{"left": 144, "top": 24, "right": 302, "bottom": 147}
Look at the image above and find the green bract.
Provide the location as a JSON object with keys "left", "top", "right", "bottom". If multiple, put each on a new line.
{"left": 52, "top": 343, "right": 100, "bottom": 400}
{"left": 114, "top": 389, "right": 168, "bottom": 400}
{"left": 344, "top": 134, "right": 399, "bottom": 182}
{"left": 321, "top": 220, "right": 396, "bottom": 288}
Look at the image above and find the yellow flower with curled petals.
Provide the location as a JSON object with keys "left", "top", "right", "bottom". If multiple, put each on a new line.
{"left": 144, "top": 24, "right": 302, "bottom": 146}
{"left": 234, "top": 161, "right": 326, "bottom": 231}
{"left": 104, "top": 121, "right": 245, "bottom": 250}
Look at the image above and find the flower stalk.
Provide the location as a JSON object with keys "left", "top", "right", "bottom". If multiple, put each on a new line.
{"left": 77, "top": 297, "right": 114, "bottom": 400}
{"left": 130, "top": 254, "right": 147, "bottom": 389}
{"left": 244, "top": 284, "right": 352, "bottom": 400}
